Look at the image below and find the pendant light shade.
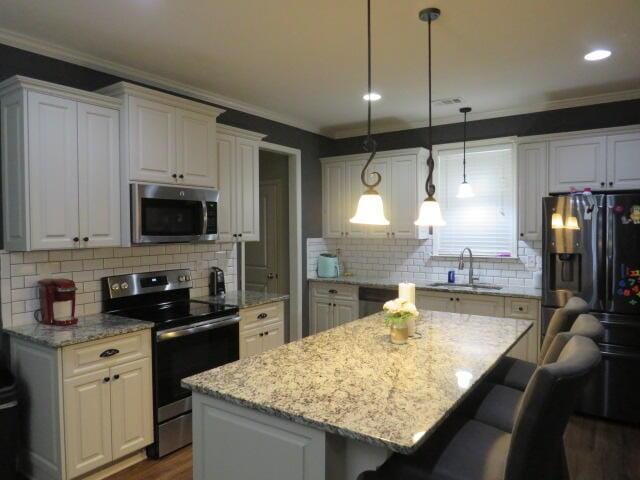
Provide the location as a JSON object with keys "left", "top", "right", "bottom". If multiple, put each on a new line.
{"left": 350, "top": 188, "right": 390, "bottom": 225}
{"left": 351, "top": 0, "right": 389, "bottom": 226}
{"left": 456, "top": 106, "right": 475, "bottom": 199}
{"left": 456, "top": 181, "right": 474, "bottom": 199}
{"left": 415, "top": 197, "right": 446, "bottom": 226}
{"left": 415, "top": 7, "right": 445, "bottom": 227}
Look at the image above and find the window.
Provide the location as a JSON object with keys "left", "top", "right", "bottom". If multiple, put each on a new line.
{"left": 434, "top": 141, "right": 517, "bottom": 257}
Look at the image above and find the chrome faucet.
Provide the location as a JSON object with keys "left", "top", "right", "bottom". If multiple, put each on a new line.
{"left": 458, "top": 247, "right": 479, "bottom": 286}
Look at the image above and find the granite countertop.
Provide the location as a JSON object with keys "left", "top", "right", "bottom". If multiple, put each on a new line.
{"left": 195, "top": 290, "right": 290, "bottom": 309}
{"left": 183, "top": 310, "right": 532, "bottom": 454}
{"left": 308, "top": 275, "right": 542, "bottom": 299}
{"left": 2, "top": 314, "right": 153, "bottom": 348}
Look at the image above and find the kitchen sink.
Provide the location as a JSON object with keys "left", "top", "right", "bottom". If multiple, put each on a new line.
{"left": 428, "top": 282, "right": 503, "bottom": 290}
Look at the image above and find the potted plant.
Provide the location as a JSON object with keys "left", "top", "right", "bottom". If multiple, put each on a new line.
{"left": 383, "top": 298, "right": 419, "bottom": 345}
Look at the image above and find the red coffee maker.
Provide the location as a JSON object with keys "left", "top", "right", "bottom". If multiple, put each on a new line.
{"left": 37, "top": 279, "right": 78, "bottom": 326}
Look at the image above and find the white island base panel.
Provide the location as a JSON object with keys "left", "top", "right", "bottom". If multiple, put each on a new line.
{"left": 192, "top": 393, "right": 390, "bottom": 480}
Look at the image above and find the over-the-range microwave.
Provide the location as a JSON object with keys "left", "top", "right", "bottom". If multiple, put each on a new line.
{"left": 131, "top": 183, "right": 218, "bottom": 244}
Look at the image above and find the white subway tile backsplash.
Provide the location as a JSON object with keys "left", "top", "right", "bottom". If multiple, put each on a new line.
{"left": 0, "top": 243, "right": 237, "bottom": 328}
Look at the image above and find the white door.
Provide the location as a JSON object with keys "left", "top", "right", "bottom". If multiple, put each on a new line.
{"left": 110, "top": 359, "right": 153, "bottom": 460}
{"left": 606, "top": 132, "right": 640, "bottom": 190}
{"left": 176, "top": 108, "right": 217, "bottom": 187}
{"left": 455, "top": 294, "right": 505, "bottom": 317}
{"left": 129, "top": 95, "right": 177, "bottom": 184}
{"left": 261, "top": 320, "right": 285, "bottom": 352}
{"left": 311, "top": 300, "right": 332, "bottom": 334}
{"left": 239, "top": 326, "right": 263, "bottom": 359}
{"left": 517, "top": 142, "right": 548, "bottom": 240}
{"left": 548, "top": 136, "right": 606, "bottom": 192}
{"left": 64, "top": 369, "right": 112, "bottom": 478}
{"left": 322, "top": 162, "right": 346, "bottom": 238}
{"left": 346, "top": 160, "right": 368, "bottom": 238}
{"left": 216, "top": 133, "right": 236, "bottom": 242}
{"left": 78, "top": 103, "right": 121, "bottom": 248}
{"left": 366, "top": 157, "right": 390, "bottom": 238}
{"left": 236, "top": 137, "right": 260, "bottom": 241}
{"left": 390, "top": 155, "right": 418, "bottom": 239}
{"left": 27, "top": 91, "right": 80, "bottom": 250}
{"left": 333, "top": 300, "right": 357, "bottom": 328}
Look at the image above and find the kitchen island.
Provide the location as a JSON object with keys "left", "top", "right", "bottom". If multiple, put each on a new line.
{"left": 182, "top": 310, "right": 532, "bottom": 480}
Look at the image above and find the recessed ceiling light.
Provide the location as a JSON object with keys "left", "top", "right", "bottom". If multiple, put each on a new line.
{"left": 363, "top": 92, "right": 381, "bottom": 101}
{"left": 584, "top": 49, "right": 611, "bottom": 61}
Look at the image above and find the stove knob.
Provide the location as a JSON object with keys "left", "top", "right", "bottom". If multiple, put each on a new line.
{"left": 111, "top": 284, "right": 120, "bottom": 291}
{"left": 178, "top": 275, "right": 186, "bottom": 282}
{"left": 120, "top": 282, "right": 129, "bottom": 290}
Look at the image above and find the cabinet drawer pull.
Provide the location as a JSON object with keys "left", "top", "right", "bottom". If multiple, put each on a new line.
{"left": 329, "top": 289, "right": 338, "bottom": 294}
{"left": 100, "top": 348, "right": 120, "bottom": 358}
{"left": 257, "top": 313, "right": 268, "bottom": 320}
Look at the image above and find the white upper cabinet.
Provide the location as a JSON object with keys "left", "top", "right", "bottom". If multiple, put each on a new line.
{"left": 128, "top": 95, "right": 176, "bottom": 184}
{"left": 322, "top": 161, "right": 346, "bottom": 238}
{"left": 0, "top": 76, "right": 122, "bottom": 251}
{"left": 606, "top": 132, "right": 640, "bottom": 190}
{"left": 517, "top": 142, "right": 547, "bottom": 240}
{"left": 176, "top": 108, "right": 218, "bottom": 187}
{"left": 98, "top": 82, "right": 224, "bottom": 188}
{"left": 27, "top": 91, "right": 80, "bottom": 250}
{"left": 321, "top": 148, "right": 428, "bottom": 240}
{"left": 216, "top": 125, "right": 266, "bottom": 242}
{"left": 548, "top": 136, "right": 607, "bottom": 192}
{"left": 78, "top": 103, "right": 121, "bottom": 248}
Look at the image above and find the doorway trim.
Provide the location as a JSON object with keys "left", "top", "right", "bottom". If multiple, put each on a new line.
{"left": 258, "top": 141, "right": 303, "bottom": 341}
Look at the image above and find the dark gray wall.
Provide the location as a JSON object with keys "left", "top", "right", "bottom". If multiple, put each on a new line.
{"left": 326, "top": 99, "right": 640, "bottom": 156}
{"left": 0, "top": 43, "right": 332, "bottom": 335}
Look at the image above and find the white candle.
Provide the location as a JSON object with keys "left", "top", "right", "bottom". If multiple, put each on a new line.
{"left": 398, "top": 282, "right": 415, "bottom": 304}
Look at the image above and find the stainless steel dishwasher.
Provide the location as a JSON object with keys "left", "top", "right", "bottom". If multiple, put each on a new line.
{"left": 358, "top": 287, "right": 397, "bottom": 317}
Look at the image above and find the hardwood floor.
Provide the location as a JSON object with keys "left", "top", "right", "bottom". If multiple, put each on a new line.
{"left": 107, "top": 416, "right": 640, "bottom": 480}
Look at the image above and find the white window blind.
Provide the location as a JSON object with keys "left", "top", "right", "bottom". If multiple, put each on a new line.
{"left": 434, "top": 142, "right": 517, "bottom": 257}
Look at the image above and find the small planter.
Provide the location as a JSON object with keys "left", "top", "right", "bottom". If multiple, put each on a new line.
{"left": 389, "top": 324, "right": 409, "bottom": 345}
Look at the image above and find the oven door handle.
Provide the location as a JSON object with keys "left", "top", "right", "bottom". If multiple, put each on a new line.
{"left": 201, "top": 200, "right": 208, "bottom": 237}
{"left": 156, "top": 315, "right": 240, "bottom": 342}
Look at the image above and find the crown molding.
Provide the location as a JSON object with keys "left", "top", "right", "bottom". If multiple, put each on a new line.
{"left": 328, "top": 88, "right": 640, "bottom": 139}
{"left": 0, "top": 27, "right": 325, "bottom": 136}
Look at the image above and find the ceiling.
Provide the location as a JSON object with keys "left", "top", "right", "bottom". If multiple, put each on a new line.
{"left": 1, "top": 0, "right": 639, "bottom": 137}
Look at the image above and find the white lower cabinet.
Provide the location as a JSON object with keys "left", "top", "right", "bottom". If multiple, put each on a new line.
{"left": 309, "top": 282, "right": 359, "bottom": 334}
{"left": 239, "top": 301, "right": 285, "bottom": 359}
{"left": 9, "top": 330, "right": 153, "bottom": 480}
{"left": 417, "top": 291, "right": 540, "bottom": 363}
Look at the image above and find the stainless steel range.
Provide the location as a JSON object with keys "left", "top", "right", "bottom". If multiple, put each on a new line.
{"left": 103, "top": 269, "right": 239, "bottom": 458}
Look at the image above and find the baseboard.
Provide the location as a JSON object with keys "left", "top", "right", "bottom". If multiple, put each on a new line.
{"left": 78, "top": 451, "right": 147, "bottom": 480}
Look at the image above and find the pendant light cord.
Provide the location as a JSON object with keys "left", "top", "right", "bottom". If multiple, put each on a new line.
{"left": 424, "top": 14, "right": 436, "bottom": 199}
{"left": 361, "top": 0, "right": 380, "bottom": 190}
{"left": 463, "top": 109, "right": 467, "bottom": 182}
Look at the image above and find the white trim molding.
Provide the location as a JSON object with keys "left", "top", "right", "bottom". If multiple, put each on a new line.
{"left": 0, "top": 27, "right": 324, "bottom": 135}
{"left": 330, "top": 89, "right": 640, "bottom": 139}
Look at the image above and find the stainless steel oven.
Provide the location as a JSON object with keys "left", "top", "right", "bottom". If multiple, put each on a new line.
{"left": 131, "top": 183, "right": 218, "bottom": 244}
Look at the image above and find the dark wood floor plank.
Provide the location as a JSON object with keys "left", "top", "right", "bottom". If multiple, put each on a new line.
{"left": 107, "top": 415, "right": 640, "bottom": 480}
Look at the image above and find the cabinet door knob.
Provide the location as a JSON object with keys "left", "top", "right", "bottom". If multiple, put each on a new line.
{"left": 391, "top": 232, "right": 396, "bottom": 236}
{"left": 179, "top": 174, "right": 184, "bottom": 179}
{"left": 238, "top": 233, "right": 243, "bottom": 238}
{"left": 172, "top": 174, "right": 177, "bottom": 179}
{"left": 450, "top": 297, "right": 454, "bottom": 301}
{"left": 264, "top": 331, "right": 269, "bottom": 336}
{"left": 600, "top": 182, "right": 605, "bottom": 187}
{"left": 518, "top": 307, "right": 524, "bottom": 311}
{"left": 73, "top": 237, "right": 79, "bottom": 242}
{"left": 456, "top": 298, "right": 460, "bottom": 302}
{"left": 608, "top": 181, "right": 613, "bottom": 187}
{"left": 83, "top": 237, "right": 89, "bottom": 242}
{"left": 113, "top": 374, "right": 120, "bottom": 380}
{"left": 520, "top": 233, "right": 524, "bottom": 237}
{"left": 103, "top": 377, "right": 110, "bottom": 383}
{"left": 259, "top": 332, "right": 264, "bottom": 337}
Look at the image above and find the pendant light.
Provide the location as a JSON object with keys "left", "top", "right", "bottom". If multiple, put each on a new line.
{"left": 456, "top": 107, "right": 474, "bottom": 198}
{"left": 350, "top": 0, "right": 389, "bottom": 226}
{"left": 415, "top": 7, "right": 445, "bottom": 227}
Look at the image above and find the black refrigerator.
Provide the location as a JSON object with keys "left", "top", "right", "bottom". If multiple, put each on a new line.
{"left": 542, "top": 193, "right": 640, "bottom": 424}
